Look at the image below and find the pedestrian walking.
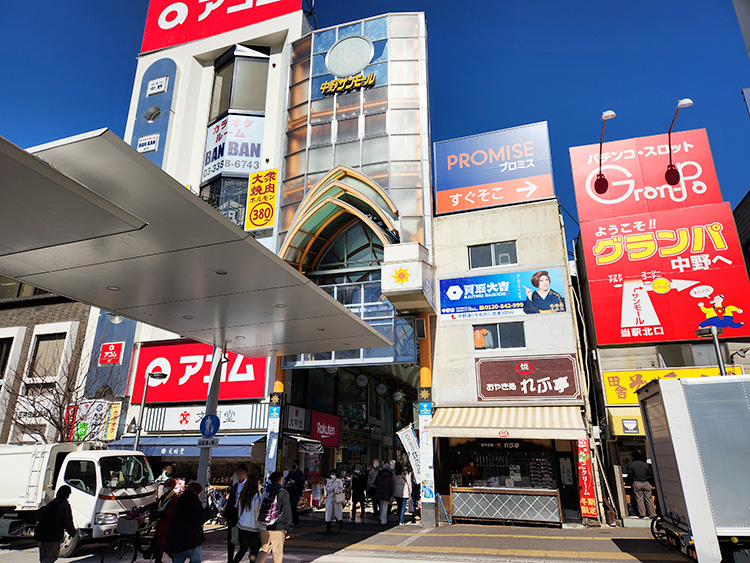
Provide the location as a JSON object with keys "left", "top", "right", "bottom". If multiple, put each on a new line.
{"left": 143, "top": 478, "right": 178, "bottom": 563}
{"left": 393, "top": 464, "right": 412, "bottom": 525}
{"left": 225, "top": 463, "right": 249, "bottom": 563}
{"left": 256, "top": 471, "right": 294, "bottom": 563}
{"left": 165, "top": 482, "right": 210, "bottom": 563}
{"left": 373, "top": 462, "right": 395, "bottom": 525}
{"left": 231, "top": 473, "right": 263, "bottom": 563}
{"left": 324, "top": 470, "right": 344, "bottom": 533}
{"left": 34, "top": 485, "right": 76, "bottom": 563}
{"left": 367, "top": 460, "right": 381, "bottom": 517}
{"left": 283, "top": 460, "right": 305, "bottom": 527}
{"left": 623, "top": 451, "right": 656, "bottom": 519}
{"left": 155, "top": 465, "right": 174, "bottom": 496}
{"left": 350, "top": 464, "right": 367, "bottom": 519}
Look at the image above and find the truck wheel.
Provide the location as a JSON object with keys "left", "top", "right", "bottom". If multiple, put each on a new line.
{"left": 59, "top": 531, "right": 80, "bottom": 557}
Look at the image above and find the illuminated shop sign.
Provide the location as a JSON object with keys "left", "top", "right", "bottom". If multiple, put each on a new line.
{"left": 319, "top": 72, "right": 376, "bottom": 96}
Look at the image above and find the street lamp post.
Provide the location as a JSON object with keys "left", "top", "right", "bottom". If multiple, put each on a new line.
{"left": 594, "top": 110, "right": 616, "bottom": 195}
{"left": 695, "top": 326, "right": 726, "bottom": 376}
{"left": 665, "top": 98, "right": 694, "bottom": 186}
{"left": 133, "top": 371, "right": 168, "bottom": 451}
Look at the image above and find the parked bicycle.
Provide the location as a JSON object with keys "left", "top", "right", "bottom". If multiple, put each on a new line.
{"left": 101, "top": 508, "right": 154, "bottom": 563}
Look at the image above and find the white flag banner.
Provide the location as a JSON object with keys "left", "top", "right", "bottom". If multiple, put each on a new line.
{"left": 396, "top": 424, "right": 421, "bottom": 481}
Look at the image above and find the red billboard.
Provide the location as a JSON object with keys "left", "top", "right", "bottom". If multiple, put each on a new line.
{"left": 580, "top": 202, "right": 750, "bottom": 345}
{"left": 141, "top": 0, "right": 301, "bottom": 53}
{"left": 311, "top": 410, "right": 339, "bottom": 448}
{"left": 569, "top": 129, "right": 722, "bottom": 222}
{"left": 131, "top": 341, "right": 266, "bottom": 403}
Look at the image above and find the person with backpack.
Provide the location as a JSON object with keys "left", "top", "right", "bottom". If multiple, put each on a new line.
{"left": 35, "top": 485, "right": 76, "bottom": 563}
{"left": 256, "top": 471, "right": 293, "bottom": 563}
{"left": 143, "top": 478, "right": 178, "bottom": 563}
{"left": 324, "top": 470, "right": 344, "bottom": 533}
{"left": 373, "top": 462, "right": 395, "bottom": 525}
{"left": 165, "top": 482, "right": 210, "bottom": 563}
{"left": 232, "top": 473, "right": 263, "bottom": 563}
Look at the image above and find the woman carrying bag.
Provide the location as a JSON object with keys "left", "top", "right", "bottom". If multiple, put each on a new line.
{"left": 324, "top": 470, "right": 344, "bottom": 534}
{"left": 232, "top": 473, "right": 263, "bottom": 563}
{"left": 143, "top": 478, "right": 178, "bottom": 563}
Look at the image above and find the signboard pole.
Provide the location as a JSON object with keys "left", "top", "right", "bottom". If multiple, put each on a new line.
{"left": 197, "top": 347, "right": 225, "bottom": 503}
{"left": 264, "top": 395, "right": 283, "bottom": 484}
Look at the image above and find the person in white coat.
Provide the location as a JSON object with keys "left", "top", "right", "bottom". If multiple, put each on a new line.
{"left": 324, "top": 470, "right": 344, "bottom": 534}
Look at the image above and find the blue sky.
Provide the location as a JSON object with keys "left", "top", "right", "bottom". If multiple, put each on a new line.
{"left": 3, "top": 1, "right": 750, "bottom": 246}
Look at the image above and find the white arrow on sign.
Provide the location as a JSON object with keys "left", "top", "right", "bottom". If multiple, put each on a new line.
{"left": 516, "top": 180, "right": 538, "bottom": 198}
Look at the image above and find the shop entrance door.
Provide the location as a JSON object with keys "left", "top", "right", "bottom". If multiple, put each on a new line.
{"left": 557, "top": 453, "right": 581, "bottom": 523}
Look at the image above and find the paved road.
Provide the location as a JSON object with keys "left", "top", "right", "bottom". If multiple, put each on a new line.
{"left": 0, "top": 510, "right": 677, "bottom": 563}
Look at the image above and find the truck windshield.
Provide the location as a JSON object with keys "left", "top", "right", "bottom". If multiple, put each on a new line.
{"left": 100, "top": 455, "right": 154, "bottom": 489}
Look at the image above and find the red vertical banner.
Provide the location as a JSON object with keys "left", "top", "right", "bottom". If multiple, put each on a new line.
{"left": 576, "top": 439, "right": 598, "bottom": 519}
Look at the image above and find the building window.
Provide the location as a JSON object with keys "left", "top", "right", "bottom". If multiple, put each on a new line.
{"left": 208, "top": 48, "right": 270, "bottom": 122}
{"left": 29, "top": 333, "right": 66, "bottom": 378}
{"left": 469, "top": 241, "right": 518, "bottom": 269}
{"left": 0, "top": 275, "right": 48, "bottom": 300}
{"left": 473, "top": 322, "right": 525, "bottom": 350}
{"left": 657, "top": 343, "right": 727, "bottom": 367}
{"left": 0, "top": 338, "right": 12, "bottom": 380}
{"left": 64, "top": 460, "right": 98, "bottom": 495}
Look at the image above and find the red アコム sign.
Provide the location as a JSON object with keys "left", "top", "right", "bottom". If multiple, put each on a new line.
{"left": 131, "top": 341, "right": 266, "bottom": 403}
{"left": 580, "top": 202, "right": 750, "bottom": 345}
{"left": 98, "top": 342, "right": 125, "bottom": 365}
{"left": 569, "top": 129, "right": 722, "bottom": 222}
{"left": 141, "top": 0, "right": 301, "bottom": 53}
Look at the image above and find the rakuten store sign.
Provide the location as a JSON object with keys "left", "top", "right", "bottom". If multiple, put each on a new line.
{"left": 141, "top": 0, "right": 301, "bottom": 53}
{"left": 311, "top": 411, "right": 339, "bottom": 447}
{"left": 132, "top": 341, "right": 266, "bottom": 403}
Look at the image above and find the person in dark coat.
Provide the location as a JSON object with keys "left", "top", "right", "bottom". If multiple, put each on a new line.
{"left": 143, "top": 478, "right": 178, "bottom": 563}
{"left": 256, "top": 471, "right": 293, "bottom": 563}
{"left": 283, "top": 460, "right": 305, "bottom": 527}
{"left": 165, "top": 482, "right": 210, "bottom": 563}
{"left": 224, "top": 464, "right": 248, "bottom": 563}
{"left": 35, "top": 485, "right": 76, "bottom": 563}
{"left": 373, "top": 464, "right": 395, "bottom": 525}
{"left": 350, "top": 464, "right": 368, "bottom": 519}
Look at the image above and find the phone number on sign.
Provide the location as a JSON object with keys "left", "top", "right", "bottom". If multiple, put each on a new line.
{"left": 203, "top": 159, "right": 261, "bottom": 178}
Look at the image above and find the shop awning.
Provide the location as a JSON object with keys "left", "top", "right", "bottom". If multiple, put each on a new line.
{"left": 607, "top": 406, "right": 645, "bottom": 437}
{"left": 109, "top": 434, "right": 264, "bottom": 458}
{"left": 0, "top": 130, "right": 391, "bottom": 357}
{"left": 428, "top": 406, "right": 587, "bottom": 440}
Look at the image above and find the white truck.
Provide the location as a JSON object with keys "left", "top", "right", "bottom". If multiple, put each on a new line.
{"left": 0, "top": 443, "right": 157, "bottom": 556}
{"left": 637, "top": 375, "right": 750, "bottom": 563}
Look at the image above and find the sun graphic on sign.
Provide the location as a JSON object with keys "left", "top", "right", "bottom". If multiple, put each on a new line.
{"left": 393, "top": 267, "right": 411, "bottom": 285}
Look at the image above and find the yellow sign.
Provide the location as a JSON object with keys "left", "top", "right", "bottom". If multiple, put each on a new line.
{"left": 244, "top": 169, "right": 278, "bottom": 231}
{"left": 101, "top": 402, "right": 121, "bottom": 441}
{"left": 602, "top": 365, "right": 743, "bottom": 405}
{"left": 320, "top": 72, "right": 376, "bottom": 96}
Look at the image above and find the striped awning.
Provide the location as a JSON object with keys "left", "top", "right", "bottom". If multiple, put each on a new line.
{"left": 428, "top": 406, "right": 587, "bottom": 440}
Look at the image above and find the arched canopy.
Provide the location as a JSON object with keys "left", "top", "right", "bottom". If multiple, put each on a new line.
{"left": 280, "top": 166, "right": 400, "bottom": 272}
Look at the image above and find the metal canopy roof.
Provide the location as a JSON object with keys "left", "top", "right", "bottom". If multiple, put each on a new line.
{"left": 0, "top": 129, "right": 391, "bottom": 357}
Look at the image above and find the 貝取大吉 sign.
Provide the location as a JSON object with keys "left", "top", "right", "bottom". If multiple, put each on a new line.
{"left": 602, "top": 365, "right": 743, "bottom": 405}
{"left": 244, "top": 169, "right": 278, "bottom": 231}
{"left": 440, "top": 268, "right": 566, "bottom": 320}
{"left": 433, "top": 122, "right": 554, "bottom": 215}
{"left": 476, "top": 355, "right": 582, "bottom": 403}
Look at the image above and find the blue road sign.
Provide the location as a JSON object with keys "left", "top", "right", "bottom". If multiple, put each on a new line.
{"left": 200, "top": 414, "right": 220, "bottom": 437}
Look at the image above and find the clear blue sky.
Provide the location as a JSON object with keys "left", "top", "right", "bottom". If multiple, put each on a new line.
{"left": 3, "top": 1, "right": 750, "bottom": 245}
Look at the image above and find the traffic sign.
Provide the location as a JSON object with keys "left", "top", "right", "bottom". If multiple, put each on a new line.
{"left": 199, "top": 414, "right": 220, "bottom": 437}
{"left": 198, "top": 437, "right": 219, "bottom": 448}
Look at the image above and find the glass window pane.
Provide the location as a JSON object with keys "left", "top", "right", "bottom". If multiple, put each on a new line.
{"left": 473, "top": 325, "right": 499, "bottom": 350}
{"left": 292, "top": 35, "right": 311, "bottom": 63}
{"left": 390, "top": 38, "right": 419, "bottom": 60}
{"left": 334, "top": 348, "right": 361, "bottom": 361}
{"left": 336, "top": 117, "right": 359, "bottom": 142}
{"left": 362, "top": 162, "right": 389, "bottom": 188}
{"left": 365, "top": 112, "right": 387, "bottom": 137}
{"left": 371, "top": 40, "right": 388, "bottom": 65}
{"left": 284, "top": 150, "right": 306, "bottom": 180}
{"left": 391, "top": 135, "right": 421, "bottom": 161}
{"left": 291, "top": 58, "right": 310, "bottom": 84}
{"left": 336, "top": 91, "right": 360, "bottom": 119}
{"left": 313, "top": 29, "right": 336, "bottom": 54}
{"left": 334, "top": 141, "right": 360, "bottom": 168}
{"left": 338, "top": 22, "right": 362, "bottom": 38}
{"left": 232, "top": 58, "right": 268, "bottom": 112}
{"left": 209, "top": 61, "right": 234, "bottom": 121}
{"left": 362, "top": 136, "right": 388, "bottom": 165}
{"left": 307, "top": 172, "right": 325, "bottom": 192}
{"left": 390, "top": 85, "right": 420, "bottom": 109}
{"left": 30, "top": 334, "right": 65, "bottom": 376}
{"left": 281, "top": 176, "right": 305, "bottom": 206}
{"left": 364, "top": 62, "right": 388, "bottom": 87}
{"left": 390, "top": 161, "right": 422, "bottom": 188}
{"left": 390, "top": 109, "right": 420, "bottom": 134}
{"left": 388, "top": 188, "right": 422, "bottom": 216}
{"left": 289, "top": 79, "right": 309, "bottom": 108}
{"left": 311, "top": 53, "right": 328, "bottom": 76}
{"left": 493, "top": 241, "right": 518, "bottom": 265}
{"left": 656, "top": 344, "right": 691, "bottom": 367}
{"left": 0, "top": 276, "right": 20, "bottom": 299}
{"left": 469, "top": 244, "right": 493, "bottom": 269}
{"left": 390, "top": 61, "right": 419, "bottom": 84}
{"left": 217, "top": 176, "right": 248, "bottom": 227}
{"left": 363, "top": 86, "right": 388, "bottom": 115}
{"left": 310, "top": 122, "right": 331, "bottom": 146}
{"left": 390, "top": 15, "right": 419, "bottom": 37}
{"left": 364, "top": 319, "right": 395, "bottom": 360}
{"left": 307, "top": 145, "right": 332, "bottom": 173}
{"left": 400, "top": 216, "right": 424, "bottom": 243}
{"left": 286, "top": 126, "right": 307, "bottom": 154}
{"left": 287, "top": 103, "right": 308, "bottom": 132}
{"left": 310, "top": 96, "right": 334, "bottom": 124}
{"left": 364, "top": 17, "right": 388, "bottom": 41}
{"left": 311, "top": 75, "right": 334, "bottom": 100}
{"left": 499, "top": 322, "right": 525, "bottom": 348}
{"left": 280, "top": 203, "right": 299, "bottom": 232}
{"left": 395, "top": 317, "right": 417, "bottom": 362}
{"left": 692, "top": 342, "right": 721, "bottom": 366}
